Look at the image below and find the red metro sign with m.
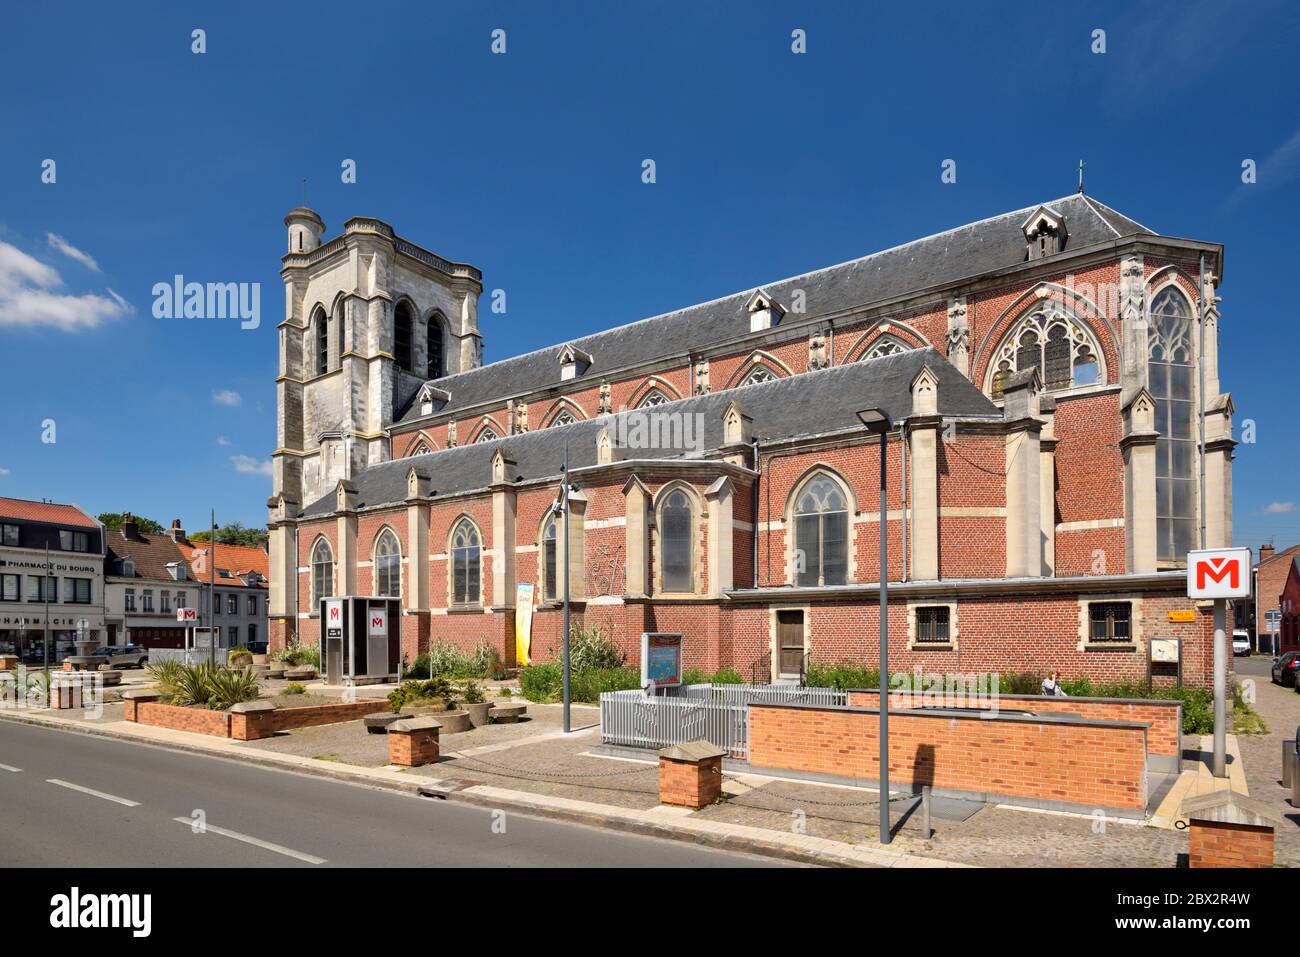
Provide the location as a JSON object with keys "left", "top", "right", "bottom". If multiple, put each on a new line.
{"left": 1186, "top": 548, "right": 1252, "bottom": 600}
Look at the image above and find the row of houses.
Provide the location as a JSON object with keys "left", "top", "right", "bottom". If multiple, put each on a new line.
{"left": 0, "top": 497, "right": 268, "bottom": 662}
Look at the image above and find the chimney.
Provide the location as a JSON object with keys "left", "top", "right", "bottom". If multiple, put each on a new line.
{"left": 169, "top": 519, "right": 186, "bottom": 543}
{"left": 121, "top": 513, "right": 140, "bottom": 541}
{"left": 1260, "top": 543, "right": 1275, "bottom": 563}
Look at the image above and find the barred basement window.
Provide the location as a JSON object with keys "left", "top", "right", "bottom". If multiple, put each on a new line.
{"left": 1088, "top": 602, "right": 1132, "bottom": 642}
{"left": 915, "top": 606, "right": 951, "bottom": 643}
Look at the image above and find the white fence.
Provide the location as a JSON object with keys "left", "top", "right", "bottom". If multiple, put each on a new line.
{"left": 599, "top": 683, "right": 846, "bottom": 760}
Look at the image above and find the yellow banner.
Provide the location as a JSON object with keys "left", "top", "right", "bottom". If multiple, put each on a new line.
{"left": 515, "top": 582, "right": 535, "bottom": 666}
{"left": 1167, "top": 610, "right": 1196, "bottom": 623}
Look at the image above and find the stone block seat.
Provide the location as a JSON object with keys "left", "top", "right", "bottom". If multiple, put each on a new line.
{"left": 283, "top": 668, "right": 317, "bottom": 681}
{"left": 365, "top": 712, "right": 411, "bottom": 734}
{"left": 490, "top": 703, "right": 527, "bottom": 724}
{"left": 63, "top": 656, "right": 107, "bottom": 672}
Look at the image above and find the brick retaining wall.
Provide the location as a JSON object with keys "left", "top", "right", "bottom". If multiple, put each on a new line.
{"left": 846, "top": 689, "right": 1180, "bottom": 760}
{"left": 748, "top": 702, "right": 1149, "bottom": 811}
{"left": 134, "top": 701, "right": 232, "bottom": 737}
{"left": 128, "top": 697, "right": 390, "bottom": 740}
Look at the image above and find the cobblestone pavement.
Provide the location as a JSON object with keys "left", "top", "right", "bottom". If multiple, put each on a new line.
{"left": 1232, "top": 666, "right": 1300, "bottom": 864}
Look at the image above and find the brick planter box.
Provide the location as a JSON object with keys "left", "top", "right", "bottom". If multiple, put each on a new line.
{"left": 1182, "top": 790, "right": 1282, "bottom": 868}
{"left": 658, "top": 741, "right": 726, "bottom": 809}
{"left": 124, "top": 691, "right": 389, "bottom": 740}
{"left": 388, "top": 717, "right": 441, "bottom": 767}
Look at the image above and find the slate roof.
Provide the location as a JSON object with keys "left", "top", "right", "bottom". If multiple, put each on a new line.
{"left": 396, "top": 193, "right": 1153, "bottom": 426}
{"left": 106, "top": 528, "right": 191, "bottom": 582}
{"left": 302, "top": 347, "right": 998, "bottom": 517}
{"left": 0, "top": 497, "right": 99, "bottom": 529}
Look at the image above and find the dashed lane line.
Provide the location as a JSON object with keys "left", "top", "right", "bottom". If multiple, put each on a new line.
{"left": 46, "top": 778, "right": 141, "bottom": 807}
{"left": 171, "top": 817, "right": 327, "bottom": 865}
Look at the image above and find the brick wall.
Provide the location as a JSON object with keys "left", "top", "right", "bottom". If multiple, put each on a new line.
{"left": 1188, "top": 820, "right": 1274, "bottom": 868}
{"left": 748, "top": 702, "right": 1148, "bottom": 810}
{"left": 846, "top": 689, "right": 1180, "bottom": 759}
{"left": 133, "top": 702, "right": 231, "bottom": 737}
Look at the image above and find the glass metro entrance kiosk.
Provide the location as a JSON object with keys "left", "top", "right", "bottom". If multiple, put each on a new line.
{"left": 319, "top": 596, "right": 401, "bottom": 686}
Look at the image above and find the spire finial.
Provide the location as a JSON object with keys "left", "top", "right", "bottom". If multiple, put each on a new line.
{"left": 1076, "top": 159, "right": 1086, "bottom": 194}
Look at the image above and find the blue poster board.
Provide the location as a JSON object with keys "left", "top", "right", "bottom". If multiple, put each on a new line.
{"left": 640, "top": 632, "right": 683, "bottom": 689}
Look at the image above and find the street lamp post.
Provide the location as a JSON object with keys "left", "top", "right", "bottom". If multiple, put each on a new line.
{"left": 560, "top": 443, "right": 572, "bottom": 734}
{"left": 858, "top": 408, "right": 892, "bottom": 845}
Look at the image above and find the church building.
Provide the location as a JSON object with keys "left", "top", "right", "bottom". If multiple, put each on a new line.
{"left": 266, "top": 193, "right": 1233, "bottom": 686}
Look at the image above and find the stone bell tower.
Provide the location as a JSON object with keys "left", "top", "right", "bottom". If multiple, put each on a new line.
{"left": 267, "top": 208, "right": 484, "bottom": 649}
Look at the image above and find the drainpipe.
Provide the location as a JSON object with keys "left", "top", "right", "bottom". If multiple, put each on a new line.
{"left": 1197, "top": 253, "right": 1207, "bottom": 551}
{"left": 900, "top": 421, "right": 909, "bottom": 583}
{"left": 752, "top": 438, "right": 761, "bottom": 588}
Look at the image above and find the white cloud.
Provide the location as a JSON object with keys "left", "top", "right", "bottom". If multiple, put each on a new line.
{"left": 0, "top": 238, "right": 128, "bottom": 332}
{"left": 46, "top": 233, "right": 101, "bottom": 272}
{"left": 0, "top": 467, "right": 9, "bottom": 476}
{"left": 1265, "top": 502, "right": 1295, "bottom": 514}
{"left": 216, "top": 436, "right": 231, "bottom": 446}
{"left": 230, "top": 455, "right": 273, "bottom": 476}
{"left": 212, "top": 390, "right": 242, "bottom": 407}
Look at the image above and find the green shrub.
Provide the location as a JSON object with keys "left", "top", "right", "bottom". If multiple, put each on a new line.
{"left": 227, "top": 646, "right": 253, "bottom": 666}
{"left": 709, "top": 668, "right": 745, "bottom": 685}
{"left": 519, "top": 662, "right": 563, "bottom": 703}
{"left": 405, "top": 641, "right": 499, "bottom": 679}
{"left": 804, "top": 663, "right": 880, "bottom": 691}
{"left": 567, "top": 625, "right": 624, "bottom": 672}
{"left": 205, "top": 667, "right": 262, "bottom": 710}
{"left": 284, "top": 682, "right": 306, "bottom": 696}
{"left": 147, "top": 658, "right": 185, "bottom": 694}
{"left": 273, "top": 641, "right": 320, "bottom": 669}
{"left": 387, "top": 676, "right": 453, "bottom": 712}
{"left": 155, "top": 661, "right": 260, "bottom": 709}
{"left": 458, "top": 679, "right": 486, "bottom": 704}
{"left": 570, "top": 667, "right": 640, "bottom": 702}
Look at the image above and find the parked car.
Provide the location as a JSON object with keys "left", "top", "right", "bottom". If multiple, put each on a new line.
{"left": 1232, "top": 629, "right": 1251, "bottom": 657}
{"left": 87, "top": 644, "right": 149, "bottom": 669}
{"left": 1271, "top": 651, "right": 1300, "bottom": 687}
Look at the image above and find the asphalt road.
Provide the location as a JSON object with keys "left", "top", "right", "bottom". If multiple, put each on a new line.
{"left": 0, "top": 720, "right": 792, "bottom": 868}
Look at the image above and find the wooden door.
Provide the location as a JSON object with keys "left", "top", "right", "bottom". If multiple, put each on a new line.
{"left": 777, "top": 610, "right": 805, "bottom": 676}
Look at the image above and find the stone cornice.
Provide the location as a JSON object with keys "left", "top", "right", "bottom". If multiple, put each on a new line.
{"left": 1118, "top": 430, "right": 1160, "bottom": 452}
{"left": 726, "top": 570, "right": 1186, "bottom": 603}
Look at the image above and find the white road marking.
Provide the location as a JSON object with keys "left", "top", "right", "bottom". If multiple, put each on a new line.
{"left": 171, "top": 817, "right": 326, "bottom": 865}
{"left": 0, "top": 762, "right": 22, "bottom": 772}
{"left": 46, "top": 778, "right": 141, "bottom": 806}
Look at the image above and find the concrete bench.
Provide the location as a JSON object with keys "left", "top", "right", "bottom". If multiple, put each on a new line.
{"left": 490, "top": 703, "right": 527, "bottom": 724}
{"left": 364, "top": 712, "right": 411, "bottom": 734}
{"left": 283, "top": 668, "right": 317, "bottom": 681}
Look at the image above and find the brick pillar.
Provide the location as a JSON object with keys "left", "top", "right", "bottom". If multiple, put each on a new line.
{"left": 657, "top": 741, "right": 726, "bottom": 808}
{"left": 1181, "top": 789, "right": 1281, "bottom": 868}
{"left": 122, "top": 690, "right": 159, "bottom": 722}
{"left": 388, "top": 717, "right": 441, "bottom": 767}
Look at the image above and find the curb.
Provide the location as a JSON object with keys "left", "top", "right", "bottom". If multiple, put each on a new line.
{"left": 0, "top": 708, "right": 956, "bottom": 869}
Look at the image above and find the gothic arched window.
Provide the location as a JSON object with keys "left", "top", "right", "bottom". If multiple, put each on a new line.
{"left": 864, "top": 336, "right": 910, "bottom": 360}
{"left": 658, "top": 488, "right": 694, "bottom": 592}
{"left": 549, "top": 410, "right": 577, "bottom": 428}
{"left": 451, "top": 519, "right": 481, "bottom": 605}
{"left": 793, "top": 473, "right": 849, "bottom": 587}
{"left": 541, "top": 515, "right": 558, "bottom": 601}
{"left": 988, "top": 306, "right": 1102, "bottom": 397}
{"left": 311, "top": 538, "right": 334, "bottom": 603}
{"left": 313, "top": 306, "right": 328, "bottom": 376}
{"left": 740, "top": 366, "right": 777, "bottom": 387}
{"left": 374, "top": 529, "right": 401, "bottom": 598}
{"left": 1148, "top": 286, "right": 1197, "bottom": 561}
{"left": 637, "top": 389, "right": 670, "bottom": 410}
{"left": 474, "top": 426, "right": 498, "bottom": 443}
{"left": 426, "top": 314, "right": 444, "bottom": 380}
{"left": 394, "top": 300, "right": 415, "bottom": 373}
{"left": 410, "top": 442, "right": 431, "bottom": 457}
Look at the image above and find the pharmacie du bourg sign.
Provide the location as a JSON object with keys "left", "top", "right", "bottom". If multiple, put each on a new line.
{"left": 1186, "top": 548, "right": 1251, "bottom": 600}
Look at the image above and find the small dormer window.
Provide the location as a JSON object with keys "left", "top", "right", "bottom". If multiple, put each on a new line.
{"left": 559, "top": 344, "right": 592, "bottom": 381}
{"left": 416, "top": 383, "right": 450, "bottom": 417}
{"left": 1021, "top": 206, "right": 1068, "bottom": 261}
{"left": 121, "top": 558, "right": 135, "bottom": 577}
{"left": 747, "top": 289, "right": 785, "bottom": 332}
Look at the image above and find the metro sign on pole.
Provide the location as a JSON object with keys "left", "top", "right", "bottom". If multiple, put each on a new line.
{"left": 1186, "top": 548, "right": 1252, "bottom": 599}
{"left": 176, "top": 607, "right": 198, "bottom": 623}
{"left": 368, "top": 608, "right": 387, "bottom": 636}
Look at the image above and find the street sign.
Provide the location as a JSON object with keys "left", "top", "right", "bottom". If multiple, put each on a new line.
{"left": 176, "top": 607, "right": 198, "bottom": 623}
{"left": 1186, "top": 548, "right": 1252, "bottom": 600}
{"left": 367, "top": 607, "right": 387, "bottom": 637}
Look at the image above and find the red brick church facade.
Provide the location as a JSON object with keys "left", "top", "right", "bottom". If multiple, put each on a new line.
{"left": 266, "top": 194, "right": 1232, "bottom": 686}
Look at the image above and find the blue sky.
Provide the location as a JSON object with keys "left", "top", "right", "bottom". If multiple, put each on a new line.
{"left": 1, "top": 0, "right": 1298, "bottom": 550}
